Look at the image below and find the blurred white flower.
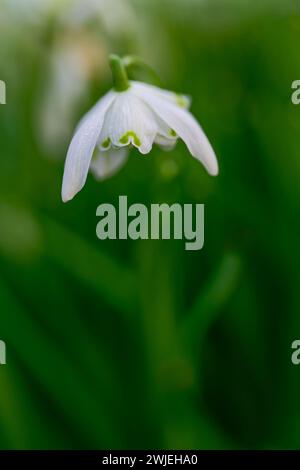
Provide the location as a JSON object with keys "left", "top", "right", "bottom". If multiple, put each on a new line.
{"left": 5, "top": 0, "right": 136, "bottom": 31}
{"left": 5, "top": 0, "right": 62, "bottom": 25}
{"left": 36, "top": 0, "right": 137, "bottom": 153}
{"left": 62, "top": 75, "right": 218, "bottom": 202}
{"left": 39, "top": 34, "right": 106, "bottom": 153}
{"left": 62, "top": 0, "right": 136, "bottom": 35}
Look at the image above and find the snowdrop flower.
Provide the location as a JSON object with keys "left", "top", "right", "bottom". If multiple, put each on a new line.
{"left": 35, "top": 0, "right": 137, "bottom": 155}
{"left": 39, "top": 34, "right": 106, "bottom": 153}
{"left": 5, "top": 0, "right": 136, "bottom": 31}
{"left": 62, "top": 0, "right": 136, "bottom": 36}
{"left": 4, "top": 0, "right": 62, "bottom": 26}
{"left": 62, "top": 55, "right": 219, "bottom": 202}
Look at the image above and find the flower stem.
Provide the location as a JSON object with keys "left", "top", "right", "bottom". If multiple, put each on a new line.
{"left": 123, "top": 55, "right": 163, "bottom": 87}
{"left": 109, "top": 54, "right": 130, "bottom": 92}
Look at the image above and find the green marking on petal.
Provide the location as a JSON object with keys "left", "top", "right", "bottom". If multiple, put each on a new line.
{"left": 119, "top": 131, "right": 141, "bottom": 147}
{"left": 176, "top": 94, "right": 188, "bottom": 108}
{"left": 101, "top": 137, "right": 111, "bottom": 149}
{"left": 169, "top": 129, "right": 177, "bottom": 137}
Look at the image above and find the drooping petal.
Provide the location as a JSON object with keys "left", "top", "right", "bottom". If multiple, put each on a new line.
{"left": 155, "top": 115, "right": 178, "bottom": 139}
{"left": 98, "top": 90, "right": 158, "bottom": 155}
{"left": 90, "top": 147, "right": 128, "bottom": 180}
{"left": 130, "top": 80, "right": 191, "bottom": 109}
{"left": 131, "top": 83, "right": 218, "bottom": 176}
{"left": 61, "top": 90, "right": 116, "bottom": 202}
{"left": 155, "top": 134, "right": 177, "bottom": 151}
{"left": 154, "top": 115, "right": 178, "bottom": 150}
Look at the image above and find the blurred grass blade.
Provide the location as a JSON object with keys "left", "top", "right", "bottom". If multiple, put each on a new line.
{"left": 182, "top": 252, "right": 242, "bottom": 351}
{"left": 0, "top": 365, "right": 68, "bottom": 449}
{"left": 42, "top": 216, "right": 138, "bottom": 316}
{"left": 5, "top": 261, "right": 123, "bottom": 407}
{"left": 0, "top": 276, "right": 123, "bottom": 447}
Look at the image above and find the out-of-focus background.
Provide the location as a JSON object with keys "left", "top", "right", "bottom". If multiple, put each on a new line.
{"left": 0, "top": 0, "right": 300, "bottom": 450}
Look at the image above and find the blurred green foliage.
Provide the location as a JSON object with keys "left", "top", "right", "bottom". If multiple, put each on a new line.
{"left": 1, "top": 0, "right": 300, "bottom": 450}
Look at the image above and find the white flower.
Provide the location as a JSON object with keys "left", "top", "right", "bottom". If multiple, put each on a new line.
{"left": 62, "top": 80, "right": 219, "bottom": 202}
{"left": 5, "top": 0, "right": 136, "bottom": 31}
{"left": 5, "top": 0, "right": 62, "bottom": 25}
{"left": 32, "top": 1, "right": 137, "bottom": 155}
{"left": 62, "top": 0, "right": 136, "bottom": 35}
{"left": 38, "top": 34, "right": 106, "bottom": 154}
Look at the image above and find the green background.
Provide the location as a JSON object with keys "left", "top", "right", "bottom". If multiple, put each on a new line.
{"left": 0, "top": 0, "right": 300, "bottom": 449}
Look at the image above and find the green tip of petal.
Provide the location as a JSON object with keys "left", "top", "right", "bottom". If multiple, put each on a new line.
{"left": 176, "top": 94, "right": 189, "bottom": 108}
{"left": 119, "top": 131, "right": 141, "bottom": 147}
{"left": 101, "top": 137, "right": 111, "bottom": 149}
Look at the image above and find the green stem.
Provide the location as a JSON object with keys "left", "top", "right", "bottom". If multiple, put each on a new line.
{"left": 109, "top": 54, "right": 130, "bottom": 92}
{"left": 123, "top": 55, "right": 163, "bottom": 87}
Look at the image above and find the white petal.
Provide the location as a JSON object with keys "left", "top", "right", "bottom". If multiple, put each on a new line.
{"left": 155, "top": 115, "right": 178, "bottom": 140}
{"left": 130, "top": 80, "right": 191, "bottom": 109}
{"left": 132, "top": 83, "right": 218, "bottom": 176}
{"left": 90, "top": 147, "right": 128, "bottom": 181}
{"left": 154, "top": 115, "right": 178, "bottom": 150}
{"left": 98, "top": 90, "right": 157, "bottom": 155}
{"left": 155, "top": 134, "right": 177, "bottom": 151}
{"left": 62, "top": 91, "right": 116, "bottom": 202}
